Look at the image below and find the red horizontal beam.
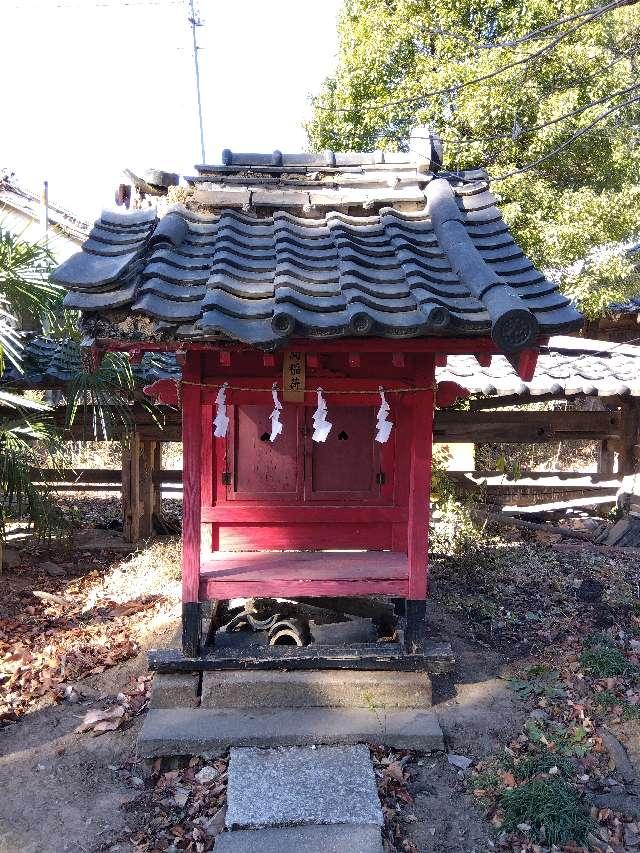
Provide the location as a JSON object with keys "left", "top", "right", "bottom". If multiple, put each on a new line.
{"left": 201, "top": 506, "right": 407, "bottom": 523}
{"left": 95, "top": 335, "right": 534, "bottom": 356}
{"left": 199, "top": 577, "right": 408, "bottom": 599}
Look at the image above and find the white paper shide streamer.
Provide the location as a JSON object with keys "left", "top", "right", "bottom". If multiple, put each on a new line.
{"left": 375, "top": 387, "right": 393, "bottom": 443}
{"left": 269, "top": 387, "right": 283, "bottom": 442}
{"left": 213, "top": 382, "right": 229, "bottom": 438}
{"left": 312, "top": 388, "right": 332, "bottom": 442}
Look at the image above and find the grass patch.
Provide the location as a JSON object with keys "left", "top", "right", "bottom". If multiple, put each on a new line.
{"left": 516, "top": 752, "right": 575, "bottom": 781}
{"left": 501, "top": 778, "right": 594, "bottom": 846}
{"left": 583, "top": 632, "right": 616, "bottom": 649}
{"left": 580, "top": 644, "right": 634, "bottom": 678}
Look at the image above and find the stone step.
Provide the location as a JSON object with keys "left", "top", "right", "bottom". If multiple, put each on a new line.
{"left": 138, "top": 707, "right": 444, "bottom": 757}
{"left": 214, "top": 824, "right": 383, "bottom": 852}
{"left": 225, "top": 745, "right": 382, "bottom": 829}
{"left": 150, "top": 672, "right": 200, "bottom": 709}
{"left": 200, "top": 669, "right": 432, "bottom": 710}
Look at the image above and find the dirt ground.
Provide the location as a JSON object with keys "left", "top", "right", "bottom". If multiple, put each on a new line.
{"left": 0, "top": 585, "right": 520, "bottom": 853}
{"left": 2, "top": 516, "right": 640, "bottom": 852}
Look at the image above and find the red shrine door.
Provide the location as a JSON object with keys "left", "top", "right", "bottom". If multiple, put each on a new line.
{"left": 202, "top": 402, "right": 405, "bottom": 553}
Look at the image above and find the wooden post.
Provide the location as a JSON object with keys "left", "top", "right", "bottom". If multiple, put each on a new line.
{"left": 405, "top": 356, "right": 436, "bottom": 653}
{"left": 598, "top": 440, "right": 615, "bottom": 475}
{"left": 618, "top": 400, "right": 640, "bottom": 476}
{"left": 139, "top": 440, "right": 155, "bottom": 538}
{"left": 153, "top": 442, "right": 163, "bottom": 518}
{"left": 131, "top": 431, "right": 141, "bottom": 543}
{"left": 182, "top": 352, "right": 202, "bottom": 657}
{"left": 121, "top": 439, "right": 131, "bottom": 541}
{"left": 121, "top": 430, "right": 141, "bottom": 543}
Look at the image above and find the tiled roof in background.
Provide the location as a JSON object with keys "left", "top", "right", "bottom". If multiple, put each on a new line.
{"left": 4, "top": 335, "right": 639, "bottom": 400}
{"left": 51, "top": 144, "right": 582, "bottom": 352}
{"left": 0, "top": 172, "right": 90, "bottom": 244}
{"left": 439, "top": 335, "right": 640, "bottom": 398}
{"left": 1, "top": 335, "right": 180, "bottom": 387}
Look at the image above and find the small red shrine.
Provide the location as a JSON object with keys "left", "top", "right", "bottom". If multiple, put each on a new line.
{"left": 53, "top": 131, "right": 582, "bottom": 664}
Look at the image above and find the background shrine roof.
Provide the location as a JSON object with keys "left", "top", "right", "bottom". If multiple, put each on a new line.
{"left": 439, "top": 336, "right": 640, "bottom": 398}
{"left": 4, "top": 335, "right": 639, "bottom": 399}
{"left": 52, "top": 141, "right": 582, "bottom": 352}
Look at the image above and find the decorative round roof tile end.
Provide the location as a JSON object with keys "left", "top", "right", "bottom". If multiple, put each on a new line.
{"left": 491, "top": 309, "right": 539, "bottom": 352}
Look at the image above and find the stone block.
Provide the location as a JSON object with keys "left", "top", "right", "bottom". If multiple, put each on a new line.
{"left": 383, "top": 710, "right": 445, "bottom": 750}
{"left": 201, "top": 670, "right": 432, "bottom": 710}
{"left": 310, "top": 618, "right": 376, "bottom": 645}
{"left": 149, "top": 672, "right": 200, "bottom": 709}
{"left": 214, "top": 824, "right": 383, "bottom": 852}
{"left": 137, "top": 708, "right": 443, "bottom": 757}
{"left": 225, "top": 745, "right": 382, "bottom": 828}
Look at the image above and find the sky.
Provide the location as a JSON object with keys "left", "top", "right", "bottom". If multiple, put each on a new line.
{"left": 1, "top": 0, "right": 343, "bottom": 219}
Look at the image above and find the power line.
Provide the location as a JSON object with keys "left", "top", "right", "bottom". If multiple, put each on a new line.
{"left": 411, "top": 0, "right": 637, "bottom": 52}
{"left": 406, "top": 81, "right": 640, "bottom": 148}
{"left": 315, "top": 0, "right": 637, "bottom": 114}
{"left": 488, "top": 93, "right": 640, "bottom": 182}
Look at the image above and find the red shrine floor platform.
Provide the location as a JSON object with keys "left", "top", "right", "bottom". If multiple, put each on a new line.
{"left": 199, "top": 551, "right": 409, "bottom": 600}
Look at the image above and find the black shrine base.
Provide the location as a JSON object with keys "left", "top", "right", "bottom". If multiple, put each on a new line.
{"left": 169, "top": 598, "right": 452, "bottom": 674}
{"left": 148, "top": 640, "right": 454, "bottom": 674}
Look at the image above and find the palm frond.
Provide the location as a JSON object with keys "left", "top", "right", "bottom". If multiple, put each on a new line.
{"left": 0, "top": 226, "right": 63, "bottom": 334}
{"left": 0, "top": 413, "right": 66, "bottom": 539}
{"left": 65, "top": 349, "right": 156, "bottom": 440}
{"left": 0, "top": 388, "right": 51, "bottom": 412}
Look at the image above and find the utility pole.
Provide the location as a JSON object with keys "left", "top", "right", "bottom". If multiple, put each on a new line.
{"left": 188, "top": 0, "right": 206, "bottom": 164}
{"left": 40, "top": 180, "right": 49, "bottom": 244}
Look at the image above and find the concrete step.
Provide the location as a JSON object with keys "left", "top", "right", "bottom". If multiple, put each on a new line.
{"left": 225, "top": 745, "right": 382, "bottom": 829}
{"left": 150, "top": 672, "right": 200, "bottom": 709}
{"left": 214, "top": 824, "right": 383, "bottom": 852}
{"left": 200, "top": 669, "right": 432, "bottom": 710}
{"left": 138, "top": 707, "right": 444, "bottom": 757}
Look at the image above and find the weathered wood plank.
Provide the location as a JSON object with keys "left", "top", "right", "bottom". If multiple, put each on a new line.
{"left": 434, "top": 409, "right": 621, "bottom": 443}
{"left": 148, "top": 640, "right": 455, "bottom": 674}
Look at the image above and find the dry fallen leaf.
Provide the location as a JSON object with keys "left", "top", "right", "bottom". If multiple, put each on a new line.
{"left": 501, "top": 770, "right": 517, "bottom": 788}
{"left": 76, "top": 705, "right": 125, "bottom": 735}
{"left": 386, "top": 761, "right": 405, "bottom": 783}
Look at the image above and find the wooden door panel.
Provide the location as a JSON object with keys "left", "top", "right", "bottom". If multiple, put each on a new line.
{"left": 228, "top": 404, "right": 301, "bottom": 501}
{"left": 306, "top": 406, "right": 389, "bottom": 502}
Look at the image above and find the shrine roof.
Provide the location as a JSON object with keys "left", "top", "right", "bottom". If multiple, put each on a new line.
{"left": 439, "top": 336, "right": 640, "bottom": 398}
{"left": 52, "top": 142, "right": 582, "bottom": 353}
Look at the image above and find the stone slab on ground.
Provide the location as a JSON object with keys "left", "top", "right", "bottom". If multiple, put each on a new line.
{"left": 200, "top": 669, "right": 432, "bottom": 710}
{"left": 309, "top": 618, "right": 376, "bottom": 645}
{"left": 214, "top": 824, "right": 383, "bottom": 852}
{"left": 138, "top": 708, "right": 443, "bottom": 756}
{"left": 226, "top": 745, "right": 382, "bottom": 828}
{"left": 149, "top": 673, "right": 201, "bottom": 709}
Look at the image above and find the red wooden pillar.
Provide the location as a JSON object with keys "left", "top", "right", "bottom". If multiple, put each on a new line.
{"left": 405, "top": 355, "right": 436, "bottom": 653}
{"left": 182, "top": 350, "right": 202, "bottom": 656}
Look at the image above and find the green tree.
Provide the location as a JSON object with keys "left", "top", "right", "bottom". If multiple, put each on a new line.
{"left": 307, "top": 0, "right": 640, "bottom": 317}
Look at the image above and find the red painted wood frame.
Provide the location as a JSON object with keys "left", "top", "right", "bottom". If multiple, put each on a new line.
{"left": 180, "top": 347, "right": 437, "bottom": 606}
